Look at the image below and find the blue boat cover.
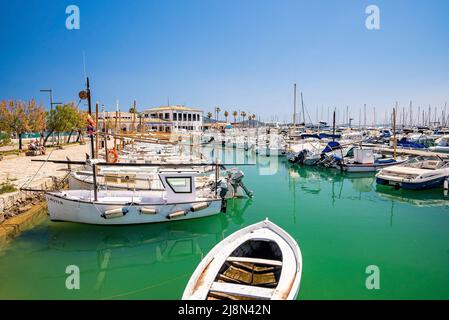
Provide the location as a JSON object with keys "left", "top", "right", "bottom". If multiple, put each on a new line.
{"left": 319, "top": 133, "right": 342, "bottom": 139}
{"left": 397, "top": 138, "right": 427, "bottom": 149}
{"left": 322, "top": 141, "right": 342, "bottom": 153}
{"left": 375, "top": 158, "right": 396, "bottom": 164}
{"left": 301, "top": 134, "right": 321, "bottom": 140}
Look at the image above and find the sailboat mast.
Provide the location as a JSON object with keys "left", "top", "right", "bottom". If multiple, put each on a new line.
{"left": 102, "top": 105, "right": 109, "bottom": 162}
{"left": 393, "top": 103, "right": 397, "bottom": 160}
{"left": 293, "top": 84, "right": 296, "bottom": 128}
{"left": 332, "top": 109, "right": 336, "bottom": 142}
{"left": 86, "top": 77, "right": 95, "bottom": 159}
{"left": 301, "top": 92, "right": 305, "bottom": 125}
{"left": 85, "top": 76, "right": 98, "bottom": 201}
{"left": 364, "top": 103, "right": 366, "bottom": 129}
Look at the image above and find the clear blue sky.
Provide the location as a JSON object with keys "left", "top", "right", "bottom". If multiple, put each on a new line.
{"left": 1, "top": 0, "right": 448, "bottom": 124}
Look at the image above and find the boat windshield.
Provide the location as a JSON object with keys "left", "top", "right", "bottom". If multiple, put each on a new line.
{"left": 402, "top": 156, "right": 449, "bottom": 170}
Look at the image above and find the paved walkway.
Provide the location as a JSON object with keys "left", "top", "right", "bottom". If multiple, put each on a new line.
{"left": 0, "top": 143, "right": 91, "bottom": 189}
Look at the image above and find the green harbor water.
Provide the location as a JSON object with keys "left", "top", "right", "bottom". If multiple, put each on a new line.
{"left": 1, "top": 148, "right": 449, "bottom": 300}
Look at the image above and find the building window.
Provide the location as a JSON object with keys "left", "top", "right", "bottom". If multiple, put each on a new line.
{"left": 165, "top": 113, "right": 170, "bottom": 120}
{"left": 173, "top": 113, "right": 177, "bottom": 121}
{"left": 183, "top": 113, "right": 187, "bottom": 121}
{"left": 192, "top": 114, "right": 196, "bottom": 121}
{"left": 159, "top": 113, "right": 163, "bottom": 119}
{"left": 188, "top": 114, "right": 192, "bottom": 121}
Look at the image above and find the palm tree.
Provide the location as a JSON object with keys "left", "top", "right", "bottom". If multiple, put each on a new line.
{"left": 207, "top": 112, "right": 212, "bottom": 120}
{"left": 251, "top": 114, "right": 256, "bottom": 127}
{"left": 232, "top": 111, "right": 238, "bottom": 123}
{"left": 215, "top": 107, "right": 221, "bottom": 122}
{"left": 241, "top": 111, "right": 247, "bottom": 127}
{"left": 224, "top": 111, "right": 229, "bottom": 123}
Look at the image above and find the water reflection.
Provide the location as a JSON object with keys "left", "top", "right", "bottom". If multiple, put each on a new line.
{"left": 286, "top": 164, "right": 374, "bottom": 195}
{"left": 376, "top": 185, "right": 449, "bottom": 208}
{"left": 286, "top": 163, "right": 449, "bottom": 208}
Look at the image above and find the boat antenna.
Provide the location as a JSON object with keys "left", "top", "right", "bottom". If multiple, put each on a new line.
{"left": 82, "top": 51, "right": 87, "bottom": 79}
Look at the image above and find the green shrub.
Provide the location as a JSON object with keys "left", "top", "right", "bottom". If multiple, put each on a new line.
{"left": 0, "top": 132, "right": 11, "bottom": 146}
{"left": 0, "top": 182, "right": 17, "bottom": 194}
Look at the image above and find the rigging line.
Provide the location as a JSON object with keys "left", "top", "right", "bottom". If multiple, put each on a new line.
{"left": 100, "top": 272, "right": 191, "bottom": 300}
{"left": 20, "top": 148, "right": 56, "bottom": 191}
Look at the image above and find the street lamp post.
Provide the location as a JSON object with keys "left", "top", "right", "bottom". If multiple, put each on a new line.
{"left": 40, "top": 89, "right": 62, "bottom": 145}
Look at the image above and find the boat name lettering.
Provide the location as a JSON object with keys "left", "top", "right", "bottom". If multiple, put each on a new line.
{"left": 49, "top": 198, "right": 63, "bottom": 205}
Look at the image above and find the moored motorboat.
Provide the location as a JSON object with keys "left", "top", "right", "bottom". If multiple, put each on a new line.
{"left": 182, "top": 219, "right": 302, "bottom": 300}
{"left": 376, "top": 156, "right": 449, "bottom": 190}
{"left": 340, "top": 148, "right": 407, "bottom": 173}
{"left": 429, "top": 135, "right": 449, "bottom": 153}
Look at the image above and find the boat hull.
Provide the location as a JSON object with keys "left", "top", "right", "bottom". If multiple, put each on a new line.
{"left": 376, "top": 176, "right": 446, "bottom": 190}
{"left": 344, "top": 161, "right": 403, "bottom": 173}
{"left": 46, "top": 193, "right": 223, "bottom": 225}
{"left": 182, "top": 219, "right": 302, "bottom": 300}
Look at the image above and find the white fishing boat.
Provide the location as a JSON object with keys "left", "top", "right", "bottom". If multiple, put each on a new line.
{"left": 46, "top": 170, "right": 226, "bottom": 225}
{"left": 67, "top": 166, "right": 253, "bottom": 198}
{"left": 376, "top": 156, "right": 449, "bottom": 190}
{"left": 182, "top": 219, "right": 302, "bottom": 300}
{"left": 429, "top": 135, "right": 449, "bottom": 153}
{"left": 340, "top": 148, "right": 407, "bottom": 173}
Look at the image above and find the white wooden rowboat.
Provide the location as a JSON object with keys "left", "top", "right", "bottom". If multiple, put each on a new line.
{"left": 182, "top": 219, "right": 302, "bottom": 300}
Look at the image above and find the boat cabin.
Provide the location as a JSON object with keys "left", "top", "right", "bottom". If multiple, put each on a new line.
{"left": 159, "top": 171, "right": 200, "bottom": 202}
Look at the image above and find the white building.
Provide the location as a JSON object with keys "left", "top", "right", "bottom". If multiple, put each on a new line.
{"left": 142, "top": 106, "right": 203, "bottom": 132}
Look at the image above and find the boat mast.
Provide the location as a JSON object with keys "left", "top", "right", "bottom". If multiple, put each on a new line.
{"left": 293, "top": 83, "right": 296, "bottom": 128}
{"left": 102, "top": 105, "right": 109, "bottom": 162}
{"left": 393, "top": 103, "right": 397, "bottom": 160}
{"left": 301, "top": 92, "right": 305, "bottom": 126}
{"left": 85, "top": 76, "right": 98, "bottom": 201}
{"left": 332, "top": 109, "right": 336, "bottom": 142}
{"left": 364, "top": 103, "right": 366, "bottom": 129}
{"left": 95, "top": 103, "right": 99, "bottom": 158}
{"left": 86, "top": 77, "right": 95, "bottom": 159}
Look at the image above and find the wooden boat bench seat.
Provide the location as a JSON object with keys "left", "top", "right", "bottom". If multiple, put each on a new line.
{"left": 210, "top": 281, "right": 274, "bottom": 300}
{"left": 226, "top": 256, "right": 283, "bottom": 267}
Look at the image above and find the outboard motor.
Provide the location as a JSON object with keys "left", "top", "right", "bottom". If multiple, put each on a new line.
{"left": 227, "top": 168, "right": 254, "bottom": 198}
{"left": 218, "top": 179, "right": 229, "bottom": 198}
{"left": 287, "top": 152, "right": 298, "bottom": 163}
{"left": 297, "top": 150, "right": 307, "bottom": 165}
{"left": 212, "top": 179, "right": 228, "bottom": 213}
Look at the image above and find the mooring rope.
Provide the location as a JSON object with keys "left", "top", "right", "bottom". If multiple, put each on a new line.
{"left": 20, "top": 148, "right": 56, "bottom": 191}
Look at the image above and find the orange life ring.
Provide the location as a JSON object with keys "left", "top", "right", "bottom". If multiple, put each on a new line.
{"left": 108, "top": 149, "right": 118, "bottom": 163}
